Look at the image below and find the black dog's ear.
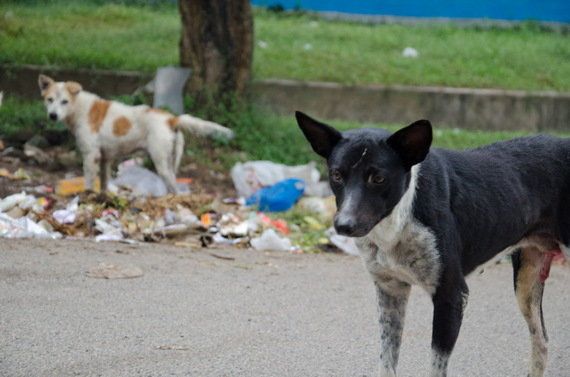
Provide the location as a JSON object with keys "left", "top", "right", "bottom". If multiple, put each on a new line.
{"left": 295, "top": 111, "right": 342, "bottom": 159}
{"left": 387, "top": 120, "right": 432, "bottom": 169}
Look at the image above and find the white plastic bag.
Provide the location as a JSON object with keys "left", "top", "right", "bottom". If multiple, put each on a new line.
{"left": 250, "top": 229, "right": 292, "bottom": 252}
{"left": 0, "top": 213, "right": 61, "bottom": 239}
{"left": 231, "top": 161, "right": 328, "bottom": 198}
{"left": 52, "top": 196, "right": 79, "bottom": 224}
{"left": 110, "top": 166, "right": 189, "bottom": 197}
{"left": 0, "top": 192, "right": 28, "bottom": 212}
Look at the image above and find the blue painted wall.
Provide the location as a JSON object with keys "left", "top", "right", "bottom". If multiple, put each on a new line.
{"left": 252, "top": 0, "right": 570, "bottom": 23}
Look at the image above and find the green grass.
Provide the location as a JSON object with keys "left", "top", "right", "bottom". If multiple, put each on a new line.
{"left": 0, "top": 3, "right": 179, "bottom": 72}
{"left": 181, "top": 98, "right": 541, "bottom": 171}
{"left": 254, "top": 12, "right": 570, "bottom": 91}
{"left": 0, "top": 1, "right": 569, "bottom": 91}
{"left": 229, "top": 113, "right": 536, "bottom": 167}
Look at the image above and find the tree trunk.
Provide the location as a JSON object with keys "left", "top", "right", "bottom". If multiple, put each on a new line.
{"left": 179, "top": 0, "right": 253, "bottom": 101}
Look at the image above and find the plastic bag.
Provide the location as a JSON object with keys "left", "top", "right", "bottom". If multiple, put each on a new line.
{"left": 246, "top": 178, "right": 305, "bottom": 212}
{"left": 231, "top": 161, "right": 324, "bottom": 198}
{"left": 110, "top": 166, "right": 189, "bottom": 197}
{"left": 94, "top": 217, "right": 124, "bottom": 242}
{"left": 250, "top": 229, "right": 292, "bottom": 252}
{"left": 0, "top": 192, "right": 29, "bottom": 212}
{"left": 0, "top": 213, "right": 61, "bottom": 239}
{"left": 52, "top": 196, "right": 79, "bottom": 224}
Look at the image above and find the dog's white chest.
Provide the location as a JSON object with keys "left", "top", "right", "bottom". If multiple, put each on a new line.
{"left": 356, "top": 220, "right": 441, "bottom": 293}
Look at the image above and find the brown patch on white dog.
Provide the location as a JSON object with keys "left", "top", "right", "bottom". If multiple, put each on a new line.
{"left": 168, "top": 116, "right": 179, "bottom": 130}
{"left": 88, "top": 100, "right": 111, "bottom": 133}
{"left": 112, "top": 116, "right": 132, "bottom": 137}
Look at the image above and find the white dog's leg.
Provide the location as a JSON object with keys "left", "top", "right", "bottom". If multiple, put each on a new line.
{"left": 83, "top": 150, "right": 101, "bottom": 191}
{"left": 173, "top": 130, "right": 185, "bottom": 174}
{"left": 148, "top": 143, "right": 178, "bottom": 194}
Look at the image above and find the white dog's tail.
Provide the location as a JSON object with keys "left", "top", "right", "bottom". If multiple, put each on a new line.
{"left": 175, "top": 114, "right": 234, "bottom": 140}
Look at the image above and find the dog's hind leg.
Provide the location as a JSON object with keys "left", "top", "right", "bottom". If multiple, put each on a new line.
{"left": 430, "top": 271, "right": 469, "bottom": 377}
{"left": 173, "top": 131, "right": 185, "bottom": 174}
{"left": 512, "top": 248, "right": 548, "bottom": 377}
{"left": 373, "top": 278, "right": 411, "bottom": 377}
{"left": 148, "top": 142, "right": 179, "bottom": 194}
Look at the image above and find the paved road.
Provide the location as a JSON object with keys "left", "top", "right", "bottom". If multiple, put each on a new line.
{"left": 0, "top": 239, "right": 568, "bottom": 377}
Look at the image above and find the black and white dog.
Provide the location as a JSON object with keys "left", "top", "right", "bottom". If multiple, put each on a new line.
{"left": 295, "top": 111, "right": 568, "bottom": 377}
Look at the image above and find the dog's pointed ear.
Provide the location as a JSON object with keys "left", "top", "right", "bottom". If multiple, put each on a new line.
{"left": 65, "top": 81, "right": 82, "bottom": 96}
{"left": 38, "top": 74, "right": 55, "bottom": 94}
{"left": 295, "top": 111, "right": 342, "bottom": 159}
{"left": 387, "top": 119, "right": 432, "bottom": 169}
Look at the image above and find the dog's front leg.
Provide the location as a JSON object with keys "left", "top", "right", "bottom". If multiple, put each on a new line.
{"left": 374, "top": 279, "right": 411, "bottom": 377}
{"left": 83, "top": 150, "right": 101, "bottom": 191}
{"left": 99, "top": 152, "right": 112, "bottom": 192}
{"left": 430, "top": 274, "right": 469, "bottom": 377}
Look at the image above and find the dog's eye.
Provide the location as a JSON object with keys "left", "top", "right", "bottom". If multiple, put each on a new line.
{"left": 330, "top": 169, "right": 343, "bottom": 183}
{"left": 47, "top": 98, "right": 54, "bottom": 103}
{"left": 369, "top": 174, "right": 385, "bottom": 185}
{"left": 61, "top": 99, "right": 68, "bottom": 105}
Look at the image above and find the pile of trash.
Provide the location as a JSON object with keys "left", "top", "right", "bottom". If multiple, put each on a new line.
{"left": 0, "top": 159, "right": 359, "bottom": 255}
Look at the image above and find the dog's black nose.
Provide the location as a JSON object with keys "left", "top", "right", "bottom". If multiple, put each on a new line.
{"left": 49, "top": 113, "right": 58, "bottom": 121}
{"left": 334, "top": 217, "right": 357, "bottom": 236}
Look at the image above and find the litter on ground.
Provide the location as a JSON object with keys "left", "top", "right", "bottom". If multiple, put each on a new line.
{"left": 0, "top": 147, "right": 479, "bottom": 258}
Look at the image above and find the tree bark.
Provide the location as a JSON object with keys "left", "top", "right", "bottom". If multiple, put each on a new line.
{"left": 179, "top": 0, "right": 253, "bottom": 100}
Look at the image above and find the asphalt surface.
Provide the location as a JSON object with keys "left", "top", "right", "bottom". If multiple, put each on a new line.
{"left": 0, "top": 239, "right": 568, "bottom": 377}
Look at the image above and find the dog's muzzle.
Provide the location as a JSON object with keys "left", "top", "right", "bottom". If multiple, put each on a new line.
{"left": 334, "top": 216, "right": 358, "bottom": 237}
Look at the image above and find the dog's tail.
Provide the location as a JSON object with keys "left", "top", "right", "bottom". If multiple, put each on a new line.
{"left": 174, "top": 114, "right": 234, "bottom": 140}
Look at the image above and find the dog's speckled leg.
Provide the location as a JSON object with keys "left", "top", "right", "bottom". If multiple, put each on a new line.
{"left": 374, "top": 280, "right": 410, "bottom": 377}
{"left": 430, "top": 349, "right": 449, "bottom": 377}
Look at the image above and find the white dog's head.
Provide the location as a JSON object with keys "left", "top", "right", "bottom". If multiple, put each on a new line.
{"left": 38, "top": 74, "right": 82, "bottom": 122}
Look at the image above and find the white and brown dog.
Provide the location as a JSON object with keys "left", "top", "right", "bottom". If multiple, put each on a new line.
{"left": 38, "top": 74, "right": 233, "bottom": 193}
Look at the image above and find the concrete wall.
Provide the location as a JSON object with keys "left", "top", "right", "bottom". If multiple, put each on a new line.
{"left": 2, "top": 64, "right": 568, "bottom": 131}
{"left": 253, "top": 79, "right": 570, "bottom": 132}
{"left": 1, "top": 64, "right": 152, "bottom": 100}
